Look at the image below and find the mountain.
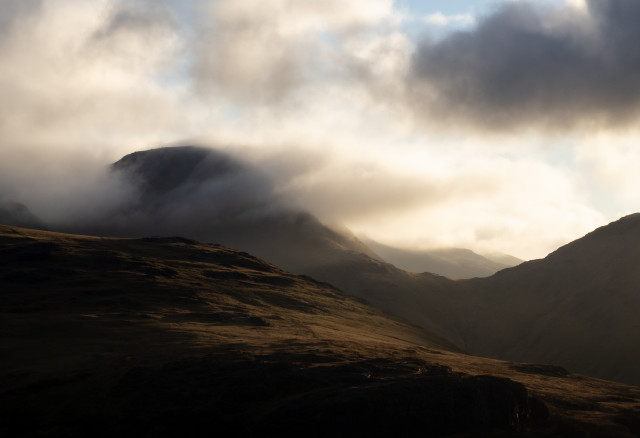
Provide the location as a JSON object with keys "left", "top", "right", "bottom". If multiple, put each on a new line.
{"left": 67, "top": 145, "right": 381, "bottom": 273}
{"left": 0, "top": 199, "right": 46, "bottom": 230}
{"left": 2, "top": 224, "right": 640, "bottom": 437}
{"left": 26, "top": 146, "right": 640, "bottom": 385}
{"left": 346, "top": 214, "right": 640, "bottom": 385}
{"left": 483, "top": 251, "right": 524, "bottom": 267}
{"left": 363, "top": 239, "right": 521, "bottom": 278}
{"left": 458, "top": 213, "right": 640, "bottom": 384}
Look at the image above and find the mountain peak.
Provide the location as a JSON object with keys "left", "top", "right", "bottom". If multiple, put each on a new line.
{"left": 112, "top": 145, "right": 245, "bottom": 199}
{"left": 591, "top": 212, "right": 640, "bottom": 234}
{"left": 546, "top": 212, "right": 640, "bottom": 262}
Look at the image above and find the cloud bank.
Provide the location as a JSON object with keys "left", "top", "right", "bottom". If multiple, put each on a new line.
{"left": 1, "top": 0, "right": 638, "bottom": 259}
{"left": 410, "top": 0, "right": 640, "bottom": 130}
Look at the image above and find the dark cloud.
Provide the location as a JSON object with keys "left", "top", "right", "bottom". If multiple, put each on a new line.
{"left": 91, "top": 0, "right": 177, "bottom": 44}
{"left": 410, "top": 0, "right": 640, "bottom": 131}
{"left": 0, "top": 0, "right": 43, "bottom": 37}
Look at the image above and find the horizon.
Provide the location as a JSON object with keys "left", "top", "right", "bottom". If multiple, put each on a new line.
{"left": 1, "top": 0, "right": 638, "bottom": 260}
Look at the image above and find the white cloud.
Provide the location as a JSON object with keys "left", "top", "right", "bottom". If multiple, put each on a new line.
{"left": 566, "top": 0, "right": 589, "bottom": 14}
{"left": 190, "top": 0, "right": 402, "bottom": 103}
{"left": 422, "top": 12, "right": 474, "bottom": 27}
{"left": 574, "top": 130, "right": 640, "bottom": 216}
{"left": 346, "top": 152, "right": 606, "bottom": 260}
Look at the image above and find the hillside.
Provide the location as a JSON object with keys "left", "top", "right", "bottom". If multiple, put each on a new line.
{"left": 2, "top": 224, "right": 640, "bottom": 437}
{"left": 363, "top": 239, "right": 520, "bottom": 278}
{"left": 331, "top": 215, "right": 640, "bottom": 386}
{"left": 459, "top": 213, "right": 640, "bottom": 384}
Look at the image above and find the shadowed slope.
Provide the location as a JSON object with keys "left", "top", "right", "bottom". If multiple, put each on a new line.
{"left": 459, "top": 213, "right": 640, "bottom": 384}
{"left": 0, "top": 199, "right": 46, "bottom": 230}
{"left": 2, "top": 225, "right": 640, "bottom": 437}
{"left": 336, "top": 215, "right": 640, "bottom": 386}
{"left": 310, "top": 214, "right": 640, "bottom": 386}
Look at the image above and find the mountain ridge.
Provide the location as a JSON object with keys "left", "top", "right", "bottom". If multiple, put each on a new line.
{"left": 458, "top": 213, "right": 640, "bottom": 383}
{"left": 363, "top": 238, "right": 520, "bottom": 278}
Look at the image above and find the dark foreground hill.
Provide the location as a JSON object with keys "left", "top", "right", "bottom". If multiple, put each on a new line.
{"left": 1, "top": 225, "right": 640, "bottom": 437}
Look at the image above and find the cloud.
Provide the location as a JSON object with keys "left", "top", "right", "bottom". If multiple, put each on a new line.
{"left": 0, "top": 0, "right": 631, "bottom": 262}
{"left": 0, "top": 0, "right": 187, "bottom": 147}
{"left": 347, "top": 154, "right": 606, "bottom": 259}
{"left": 190, "top": 0, "right": 400, "bottom": 104}
{"left": 0, "top": 0, "right": 202, "bottom": 235}
{"left": 255, "top": 149, "right": 442, "bottom": 223}
{"left": 410, "top": 0, "right": 640, "bottom": 131}
{"left": 422, "top": 13, "right": 474, "bottom": 28}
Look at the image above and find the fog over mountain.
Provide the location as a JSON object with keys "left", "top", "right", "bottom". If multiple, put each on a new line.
{"left": 0, "top": 199, "right": 46, "bottom": 231}
{"left": 20, "top": 144, "right": 636, "bottom": 385}
{"left": 55, "top": 146, "right": 383, "bottom": 276}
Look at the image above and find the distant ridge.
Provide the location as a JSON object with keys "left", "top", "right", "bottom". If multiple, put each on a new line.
{"left": 363, "top": 239, "right": 521, "bottom": 278}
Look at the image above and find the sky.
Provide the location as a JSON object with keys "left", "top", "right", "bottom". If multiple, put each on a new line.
{"left": 1, "top": 0, "right": 639, "bottom": 260}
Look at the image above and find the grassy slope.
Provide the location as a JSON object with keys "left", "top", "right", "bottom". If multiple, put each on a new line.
{"left": 1, "top": 225, "right": 639, "bottom": 437}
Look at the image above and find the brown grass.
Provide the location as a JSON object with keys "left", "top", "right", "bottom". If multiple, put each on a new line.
{"left": 1, "top": 224, "right": 639, "bottom": 437}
